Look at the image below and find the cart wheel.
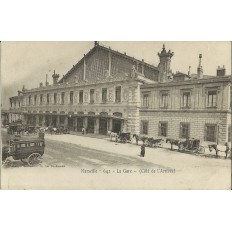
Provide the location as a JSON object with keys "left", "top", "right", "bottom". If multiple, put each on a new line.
{"left": 178, "top": 144, "right": 184, "bottom": 151}
{"left": 21, "top": 159, "right": 28, "bottom": 164}
{"left": 2, "top": 158, "right": 12, "bottom": 168}
{"left": 27, "top": 153, "right": 42, "bottom": 167}
{"left": 198, "top": 146, "right": 205, "bottom": 154}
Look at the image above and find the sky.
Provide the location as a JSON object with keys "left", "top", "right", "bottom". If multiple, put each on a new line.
{"left": 1, "top": 41, "right": 231, "bottom": 109}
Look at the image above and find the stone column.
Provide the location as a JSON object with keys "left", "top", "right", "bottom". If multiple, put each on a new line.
{"left": 94, "top": 117, "right": 99, "bottom": 134}
{"left": 108, "top": 118, "right": 113, "bottom": 131}
{"left": 56, "top": 115, "right": 60, "bottom": 128}
{"left": 64, "top": 116, "right": 68, "bottom": 128}
{"left": 36, "top": 115, "right": 39, "bottom": 126}
{"left": 121, "top": 120, "right": 126, "bottom": 132}
{"left": 42, "top": 115, "right": 46, "bottom": 126}
{"left": 83, "top": 116, "right": 88, "bottom": 129}
{"left": 74, "top": 117, "right": 77, "bottom": 131}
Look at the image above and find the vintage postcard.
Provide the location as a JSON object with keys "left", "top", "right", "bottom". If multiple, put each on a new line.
{"left": 1, "top": 41, "right": 231, "bottom": 189}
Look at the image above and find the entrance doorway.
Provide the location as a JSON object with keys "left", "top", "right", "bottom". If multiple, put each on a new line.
{"left": 99, "top": 118, "right": 107, "bottom": 135}
{"left": 87, "top": 117, "right": 94, "bottom": 134}
{"left": 68, "top": 117, "right": 74, "bottom": 131}
{"left": 45, "top": 116, "right": 50, "bottom": 127}
{"left": 52, "top": 116, "right": 57, "bottom": 127}
{"left": 77, "top": 117, "right": 84, "bottom": 132}
{"left": 113, "top": 119, "right": 121, "bottom": 133}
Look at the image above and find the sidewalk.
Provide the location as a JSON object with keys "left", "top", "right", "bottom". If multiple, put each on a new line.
{"left": 45, "top": 132, "right": 230, "bottom": 159}
{"left": 44, "top": 132, "right": 230, "bottom": 170}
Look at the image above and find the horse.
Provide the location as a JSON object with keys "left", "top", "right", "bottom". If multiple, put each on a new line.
{"left": 166, "top": 138, "right": 181, "bottom": 150}
{"left": 107, "top": 131, "right": 118, "bottom": 141}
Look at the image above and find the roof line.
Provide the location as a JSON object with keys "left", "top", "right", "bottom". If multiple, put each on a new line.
{"left": 59, "top": 43, "right": 158, "bottom": 83}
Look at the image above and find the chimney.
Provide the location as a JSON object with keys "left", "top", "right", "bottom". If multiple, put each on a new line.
{"left": 52, "top": 70, "right": 59, "bottom": 85}
{"left": 188, "top": 66, "right": 191, "bottom": 76}
{"left": 197, "top": 54, "right": 203, "bottom": 78}
{"left": 217, "top": 65, "right": 226, "bottom": 76}
{"left": 94, "top": 41, "right": 99, "bottom": 46}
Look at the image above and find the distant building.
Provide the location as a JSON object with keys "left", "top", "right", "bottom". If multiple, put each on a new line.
{"left": 1, "top": 109, "right": 9, "bottom": 126}
{"left": 8, "top": 42, "right": 231, "bottom": 144}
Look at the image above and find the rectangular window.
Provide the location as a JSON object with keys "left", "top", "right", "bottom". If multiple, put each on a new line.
{"left": 141, "top": 121, "right": 148, "bottom": 135}
{"left": 102, "top": 88, "right": 107, "bottom": 103}
{"left": 70, "top": 91, "right": 73, "bottom": 104}
{"left": 54, "top": 93, "right": 57, "bottom": 104}
{"left": 30, "top": 143, "right": 35, "bottom": 147}
{"left": 47, "top": 94, "right": 50, "bottom": 104}
{"left": 115, "top": 86, "right": 121, "bottom": 103}
{"left": 40, "top": 94, "right": 43, "bottom": 105}
{"left": 18, "top": 101, "right": 20, "bottom": 107}
{"left": 21, "top": 144, "right": 26, "bottom": 148}
{"left": 180, "top": 122, "right": 190, "bottom": 139}
{"left": 90, "top": 89, "right": 95, "bottom": 104}
{"left": 29, "top": 95, "right": 31, "bottom": 105}
{"left": 161, "top": 93, "right": 168, "bottom": 108}
{"left": 79, "top": 90, "right": 83, "bottom": 104}
{"left": 182, "top": 92, "right": 191, "bottom": 108}
{"left": 34, "top": 95, "right": 37, "bottom": 105}
{"left": 205, "top": 124, "right": 217, "bottom": 142}
{"left": 207, "top": 90, "right": 217, "bottom": 107}
{"left": 61, "top": 92, "right": 65, "bottom": 104}
{"left": 159, "top": 122, "right": 168, "bottom": 137}
{"left": 143, "top": 94, "right": 149, "bottom": 107}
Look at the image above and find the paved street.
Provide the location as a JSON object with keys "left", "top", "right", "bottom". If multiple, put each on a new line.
{"left": 1, "top": 129, "right": 231, "bottom": 189}
{"left": 1, "top": 129, "right": 161, "bottom": 168}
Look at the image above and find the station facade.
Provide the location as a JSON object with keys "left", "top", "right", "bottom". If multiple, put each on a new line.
{"left": 9, "top": 42, "right": 231, "bottom": 144}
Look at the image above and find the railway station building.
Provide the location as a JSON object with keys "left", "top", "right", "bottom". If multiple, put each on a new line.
{"left": 9, "top": 42, "right": 231, "bottom": 145}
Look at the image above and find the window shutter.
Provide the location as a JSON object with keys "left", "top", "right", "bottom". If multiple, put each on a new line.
{"left": 204, "top": 125, "right": 207, "bottom": 141}
{"left": 166, "top": 122, "right": 168, "bottom": 137}
{"left": 179, "top": 123, "right": 182, "bottom": 138}
{"left": 188, "top": 123, "right": 190, "bottom": 138}
{"left": 216, "top": 125, "right": 218, "bottom": 144}
{"left": 158, "top": 122, "right": 161, "bottom": 136}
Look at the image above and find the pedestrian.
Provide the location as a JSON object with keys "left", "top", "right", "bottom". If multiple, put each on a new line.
{"left": 140, "top": 144, "right": 145, "bottom": 157}
{"left": 136, "top": 135, "right": 139, "bottom": 145}
{"left": 38, "top": 130, "right": 45, "bottom": 139}
{"left": 82, "top": 127, "right": 85, "bottom": 135}
{"left": 225, "top": 142, "right": 230, "bottom": 159}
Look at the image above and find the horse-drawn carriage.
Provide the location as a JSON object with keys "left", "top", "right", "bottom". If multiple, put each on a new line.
{"left": 141, "top": 137, "right": 163, "bottom": 147}
{"left": 117, "top": 132, "right": 132, "bottom": 143}
{"left": 2, "top": 137, "right": 45, "bottom": 167}
{"left": 178, "top": 138, "right": 205, "bottom": 154}
{"left": 166, "top": 138, "right": 205, "bottom": 154}
{"left": 8, "top": 121, "right": 25, "bottom": 135}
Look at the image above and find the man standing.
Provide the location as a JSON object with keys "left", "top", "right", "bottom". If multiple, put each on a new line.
{"left": 225, "top": 142, "right": 230, "bottom": 159}
{"left": 140, "top": 144, "right": 145, "bottom": 157}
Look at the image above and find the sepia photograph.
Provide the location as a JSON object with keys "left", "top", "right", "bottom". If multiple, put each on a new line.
{"left": 1, "top": 41, "right": 231, "bottom": 189}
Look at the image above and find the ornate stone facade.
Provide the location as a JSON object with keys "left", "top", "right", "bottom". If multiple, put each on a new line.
{"left": 9, "top": 43, "right": 231, "bottom": 143}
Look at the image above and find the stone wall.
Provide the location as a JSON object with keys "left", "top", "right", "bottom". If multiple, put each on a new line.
{"left": 140, "top": 110, "right": 231, "bottom": 144}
